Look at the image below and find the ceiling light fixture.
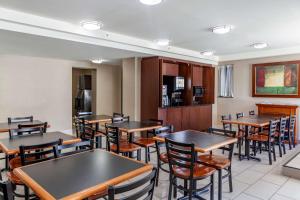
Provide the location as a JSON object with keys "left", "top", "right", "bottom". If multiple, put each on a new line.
{"left": 91, "top": 59, "right": 104, "bottom": 64}
{"left": 155, "top": 39, "right": 170, "bottom": 46}
{"left": 139, "top": 0, "right": 162, "bottom": 5}
{"left": 81, "top": 21, "right": 103, "bottom": 30}
{"left": 212, "top": 25, "right": 234, "bottom": 34}
{"left": 252, "top": 42, "right": 268, "bottom": 49}
{"left": 201, "top": 51, "right": 214, "bottom": 56}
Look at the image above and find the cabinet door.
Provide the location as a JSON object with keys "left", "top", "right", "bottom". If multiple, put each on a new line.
{"left": 189, "top": 105, "right": 212, "bottom": 131}
{"left": 162, "top": 63, "right": 179, "bottom": 76}
{"left": 158, "top": 108, "right": 167, "bottom": 125}
{"left": 181, "top": 107, "right": 190, "bottom": 130}
{"left": 166, "top": 107, "right": 182, "bottom": 131}
{"left": 192, "top": 66, "right": 203, "bottom": 86}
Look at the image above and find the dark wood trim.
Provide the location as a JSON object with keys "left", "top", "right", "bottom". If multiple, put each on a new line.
{"left": 252, "top": 60, "right": 300, "bottom": 98}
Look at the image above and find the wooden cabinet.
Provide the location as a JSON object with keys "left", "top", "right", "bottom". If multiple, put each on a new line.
{"left": 162, "top": 62, "right": 179, "bottom": 76}
{"left": 158, "top": 105, "right": 212, "bottom": 132}
{"left": 192, "top": 66, "right": 203, "bottom": 86}
{"left": 257, "top": 103, "right": 298, "bottom": 143}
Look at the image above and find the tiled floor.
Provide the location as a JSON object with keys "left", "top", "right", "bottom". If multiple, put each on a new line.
{"left": 4, "top": 136, "right": 300, "bottom": 200}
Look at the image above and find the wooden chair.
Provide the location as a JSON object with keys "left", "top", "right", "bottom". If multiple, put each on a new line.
{"left": 0, "top": 181, "right": 14, "bottom": 200}
{"left": 154, "top": 125, "right": 174, "bottom": 186}
{"left": 106, "top": 124, "right": 141, "bottom": 160}
{"left": 285, "top": 115, "right": 296, "bottom": 150}
{"left": 199, "top": 128, "right": 236, "bottom": 200}
{"left": 18, "top": 122, "right": 48, "bottom": 133}
{"left": 8, "top": 140, "right": 61, "bottom": 200}
{"left": 9, "top": 126, "right": 44, "bottom": 139}
{"left": 221, "top": 114, "right": 232, "bottom": 131}
{"left": 108, "top": 168, "right": 157, "bottom": 200}
{"left": 133, "top": 119, "right": 163, "bottom": 163}
{"left": 7, "top": 116, "right": 33, "bottom": 124}
{"left": 248, "top": 120, "right": 277, "bottom": 165}
{"left": 165, "top": 138, "right": 215, "bottom": 200}
{"left": 275, "top": 117, "right": 287, "bottom": 157}
{"left": 56, "top": 140, "right": 94, "bottom": 157}
{"left": 112, "top": 115, "right": 130, "bottom": 123}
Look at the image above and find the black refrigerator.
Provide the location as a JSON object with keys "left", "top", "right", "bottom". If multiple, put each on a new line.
{"left": 75, "top": 75, "right": 92, "bottom": 113}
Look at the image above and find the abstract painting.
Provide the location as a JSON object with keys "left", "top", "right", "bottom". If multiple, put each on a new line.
{"left": 252, "top": 61, "right": 300, "bottom": 97}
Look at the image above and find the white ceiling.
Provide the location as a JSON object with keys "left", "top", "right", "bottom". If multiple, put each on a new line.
{"left": 0, "top": 0, "right": 300, "bottom": 62}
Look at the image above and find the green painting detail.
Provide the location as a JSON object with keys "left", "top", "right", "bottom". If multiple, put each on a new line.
{"left": 255, "top": 64, "right": 298, "bottom": 95}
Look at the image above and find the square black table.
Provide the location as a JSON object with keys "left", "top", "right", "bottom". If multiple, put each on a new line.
{"left": 0, "top": 132, "right": 80, "bottom": 155}
{"left": 0, "top": 120, "right": 46, "bottom": 133}
{"left": 154, "top": 130, "right": 237, "bottom": 153}
{"left": 14, "top": 150, "right": 152, "bottom": 200}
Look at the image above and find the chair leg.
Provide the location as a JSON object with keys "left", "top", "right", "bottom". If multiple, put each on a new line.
{"left": 272, "top": 142, "right": 276, "bottom": 162}
{"left": 137, "top": 149, "right": 141, "bottom": 161}
{"left": 156, "top": 164, "right": 160, "bottom": 187}
{"left": 238, "top": 139, "right": 242, "bottom": 161}
{"left": 228, "top": 166, "right": 233, "bottom": 193}
{"left": 184, "top": 179, "right": 188, "bottom": 196}
{"left": 218, "top": 169, "right": 222, "bottom": 200}
{"left": 253, "top": 141, "right": 257, "bottom": 156}
{"left": 24, "top": 185, "right": 29, "bottom": 200}
{"left": 268, "top": 143, "right": 272, "bottom": 165}
{"left": 168, "top": 175, "right": 173, "bottom": 200}
{"left": 278, "top": 137, "right": 283, "bottom": 157}
{"left": 189, "top": 180, "right": 193, "bottom": 200}
{"left": 292, "top": 133, "right": 296, "bottom": 148}
{"left": 282, "top": 140, "right": 286, "bottom": 154}
{"left": 145, "top": 147, "right": 148, "bottom": 163}
{"left": 173, "top": 177, "right": 177, "bottom": 198}
{"left": 259, "top": 142, "right": 262, "bottom": 154}
{"left": 288, "top": 132, "right": 292, "bottom": 150}
{"left": 211, "top": 173, "right": 214, "bottom": 200}
{"left": 147, "top": 147, "right": 151, "bottom": 162}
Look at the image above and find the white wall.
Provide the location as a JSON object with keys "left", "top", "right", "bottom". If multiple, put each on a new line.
{"left": 0, "top": 55, "right": 90, "bottom": 131}
{"left": 218, "top": 54, "right": 300, "bottom": 138}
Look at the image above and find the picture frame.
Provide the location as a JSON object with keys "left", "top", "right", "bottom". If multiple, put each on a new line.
{"left": 252, "top": 60, "right": 300, "bottom": 98}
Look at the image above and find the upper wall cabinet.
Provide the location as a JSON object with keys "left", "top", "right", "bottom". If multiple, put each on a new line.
{"left": 162, "top": 62, "right": 179, "bottom": 76}
{"left": 192, "top": 66, "right": 203, "bottom": 86}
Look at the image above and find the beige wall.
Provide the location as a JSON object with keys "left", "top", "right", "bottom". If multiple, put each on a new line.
{"left": 218, "top": 54, "right": 300, "bottom": 138}
{"left": 96, "top": 64, "right": 122, "bottom": 115}
{"left": 122, "top": 58, "right": 141, "bottom": 120}
{"left": 0, "top": 55, "right": 90, "bottom": 132}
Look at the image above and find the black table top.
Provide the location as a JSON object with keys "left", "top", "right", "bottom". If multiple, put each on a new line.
{"left": 154, "top": 130, "right": 237, "bottom": 153}
{"left": 0, "top": 120, "right": 44, "bottom": 133}
{"left": 110, "top": 121, "right": 162, "bottom": 133}
{"left": 14, "top": 150, "right": 152, "bottom": 200}
{"left": 81, "top": 115, "right": 112, "bottom": 124}
{"left": 0, "top": 132, "right": 80, "bottom": 155}
{"left": 222, "top": 115, "right": 280, "bottom": 127}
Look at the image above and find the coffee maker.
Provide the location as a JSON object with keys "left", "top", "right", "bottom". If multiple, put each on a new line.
{"left": 162, "top": 85, "right": 169, "bottom": 107}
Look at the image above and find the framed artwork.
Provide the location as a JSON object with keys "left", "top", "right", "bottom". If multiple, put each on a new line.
{"left": 252, "top": 60, "right": 300, "bottom": 98}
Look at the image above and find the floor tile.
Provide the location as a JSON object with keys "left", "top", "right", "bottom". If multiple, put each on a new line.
{"left": 234, "top": 193, "right": 262, "bottom": 200}
{"left": 270, "top": 194, "right": 296, "bottom": 200}
{"left": 277, "top": 178, "right": 300, "bottom": 200}
{"left": 262, "top": 172, "right": 288, "bottom": 186}
{"left": 234, "top": 169, "right": 264, "bottom": 185}
{"left": 244, "top": 180, "right": 280, "bottom": 199}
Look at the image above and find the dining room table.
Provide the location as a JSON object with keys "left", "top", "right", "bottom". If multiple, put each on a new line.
{"left": 0, "top": 120, "right": 49, "bottom": 133}
{"left": 0, "top": 131, "right": 81, "bottom": 156}
{"left": 221, "top": 115, "right": 281, "bottom": 161}
{"left": 14, "top": 149, "right": 153, "bottom": 200}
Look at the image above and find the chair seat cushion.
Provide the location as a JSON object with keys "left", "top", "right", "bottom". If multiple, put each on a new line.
{"left": 7, "top": 171, "right": 23, "bottom": 185}
{"left": 110, "top": 142, "right": 141, "bottom": 153}
{"left": 198, "top": 154, "right": 231, "bottom": 170}
{"left": 159, "top": 152, "right": 168, "bottom": 163}
{"left": 248, "top": 134, "right": 271, "bottom": 142}
{"left": 133, "top": 138, "right": 155, "bottom": 147}
{"left": 173, "top": 164, "right": 215, "bottom": 179}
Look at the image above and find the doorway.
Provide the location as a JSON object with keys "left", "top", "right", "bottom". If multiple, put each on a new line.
{"left": 72, "top": 68, "right": 97, "bottom": 116}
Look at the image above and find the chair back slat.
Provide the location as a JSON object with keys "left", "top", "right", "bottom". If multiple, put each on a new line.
{"left": 19, "top": 140, "right": 61, "bottom": 166}
{"left": 221, "top": 114, "right": 232, "bottom": 131}
{"left": 56, "top": 140, "right": 94, "bottom": 157}
{"left": 279, "top": 117, "right": 288, "bottom": 137}
{"left": 288, "top": 115, "right": 296, "bottom": 133}
{"left": 80, "top": 125, "right": 96, "bottom": 141}
{"left": 113, "top": 112, "right": 124, "bottom": 117}
{"left": 7, "top": 116, "right": 33, "bottom": 124}
{"left": 9, "top": 127, "right": 44, "bottom": 139}
{"left": 106, "top": 124, "right": 120, "bottom": 153}
{"left": 108, "top": 168, "right": 157, "bottom": 200}
{"left": 269, "top": 120, "right": 278, "bottom": 138}
{"left": 18, "top": 122, "right": 48, "bottom": 133}
{"left": 165, "top": 138, "right": 196, "bottom": 178}
{"left": 112, "top": 116, "right": 130, "bottom": 123}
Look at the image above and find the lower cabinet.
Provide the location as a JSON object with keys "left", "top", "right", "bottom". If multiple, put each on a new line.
{"left": 158, "top": 105, "right": 212, "bottom": 132}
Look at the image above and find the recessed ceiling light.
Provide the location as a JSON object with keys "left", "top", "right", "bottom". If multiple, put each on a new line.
{"left": 212, "top": 25, "right": 234, "bottom": 34}
{"left": 139, "top": 0, "right": 162, "bottom": 5}
{"left": 252, "top": 42, "right": 268, "bottom": 49}
{"left": 155, "top": 39, "right": 170, "bottom": 46}
{"left": 201, "top": 51, "right": 214, "bottom": 56}
{"left": 80, "top": 21, "right": 103, "bottom": 30}
{"left": 91, "top": 59, "right": 104, "bottom": 64}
